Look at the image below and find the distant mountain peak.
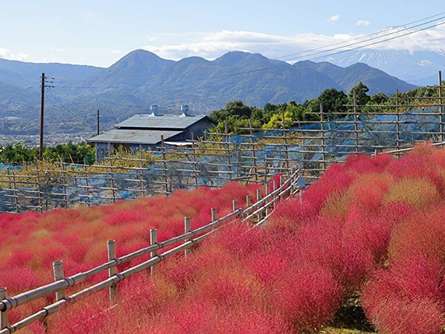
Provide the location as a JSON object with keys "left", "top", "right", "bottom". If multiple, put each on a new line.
{"left": 124, "top": 49, "right": 162, "bottom": 59}
{"left": 214, "top": 51, "right": 269, "bottom": 65}
{"left": 110, "top": 49, "right": 170, "bottom": 70}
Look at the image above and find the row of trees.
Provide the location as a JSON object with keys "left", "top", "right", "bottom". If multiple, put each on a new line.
{"left": 0, "top": 143, "right": 96, "bottom": 164}
{"left": 209, "top": 82, "right": 438, "bottom": 133}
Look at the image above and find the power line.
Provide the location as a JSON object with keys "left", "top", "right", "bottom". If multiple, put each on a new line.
{"left": 280, "top": 11, "right": 445, "bottom": 60}
{"left": 218, "top": 15, "right": 445, "bottom": 79}
{"left": 307, "top": 19, "right": 445, "bottom": 61}
{"left": 282, "top": 13, "right": 445, "bottom": 61}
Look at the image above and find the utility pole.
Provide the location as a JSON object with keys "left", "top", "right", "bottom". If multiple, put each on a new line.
{"left": 38, "top": 73, "right": 54, "bottom": 160}
{"left": 39, "top": 73, "right": 45, "bottom": 160}
{"left": 97, "top": 109, "right": 100, "bottom": 135}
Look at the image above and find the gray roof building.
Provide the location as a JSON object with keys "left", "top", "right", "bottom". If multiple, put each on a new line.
{"left": 115, "top": 114, "right": 209, "bottom": 131}
{"left": 87, "top": 129, "right": 183, "bottom": 145}
{"left": 88, "top": 113, "right": 214, "bottom": 159}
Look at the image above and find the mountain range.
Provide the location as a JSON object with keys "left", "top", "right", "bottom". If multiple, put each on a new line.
{"left": 319, "top": 49, "right": 445, "bottom": 86}
{"left": 0, "top": 50, "right": 417, "bottom": 134}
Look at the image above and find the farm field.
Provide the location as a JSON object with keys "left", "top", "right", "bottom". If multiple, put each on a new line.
{"left": 3, "top": 143, "right": 445, "bottom": 333}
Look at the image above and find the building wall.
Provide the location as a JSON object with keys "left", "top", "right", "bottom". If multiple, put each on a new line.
{"left": 170, "top": 118, "right": 214, "bottom": 141}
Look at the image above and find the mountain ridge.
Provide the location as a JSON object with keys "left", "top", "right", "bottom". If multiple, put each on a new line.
{"left": 0, "top": 50, "right": 416, "bottom": 134}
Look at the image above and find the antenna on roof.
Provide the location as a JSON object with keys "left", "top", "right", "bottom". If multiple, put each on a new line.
{"left": 180, "top": 104, "right": 190, "bottom": 116}
{"left": 149, "top": 104, "right": 162, "bottom": 116}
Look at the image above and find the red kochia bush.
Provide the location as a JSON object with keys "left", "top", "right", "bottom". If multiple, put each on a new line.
{"left": 370, "top": 298, "right": 444, "bottom": 334}
{"left": 270, "top": 265, "right": 343, "bottom": 332}
{"left": 7, "top": 144, "right": 445, "bottom": 334}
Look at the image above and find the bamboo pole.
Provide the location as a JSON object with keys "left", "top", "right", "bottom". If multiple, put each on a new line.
{"left": 439, "top": 71, "right": 444, "bottom": 142}
{"left": 395, "top": 90, "right": 401, "bottom": 156}
{"left": 191, "top": 134, "right": 199, "bottom": 188}
{"left": 61, "top": 162, "right": 69, "bottom": 208}
{"left": 256, "top": 189, "right": 261, "bottom": 223}
{"left": 353, "top": 91, "right": 360, "bottom": 153}
{"left": 161, "top": 135, "right": 169, "bottom": 195}
{"left": 320, "top": 104, "right": 327, "bottom": 173}
{"left": 248, "top": 120, "right": 258, "bottom": 182}
{"left": 224, "top": 123, "right": 233, "bottom": 181}
{"left": 283, "top": 130, "right": 290, "bottom": 174}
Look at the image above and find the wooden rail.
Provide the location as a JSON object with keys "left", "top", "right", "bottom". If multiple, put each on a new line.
{"left": 0, "top": 170, "right": 302, "bottom": 334}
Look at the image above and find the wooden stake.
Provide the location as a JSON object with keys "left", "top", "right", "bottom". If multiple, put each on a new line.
{"left": 232, "top": 199, "right": 237, "bottom": 212}
{"left": 107, "top": 240, "right": 117, "bottom": 305}
{"left": 52, "top": 261, "right": 65, "bottom": 301}
{"left": 245, "top": 195, "right": 251, "bottom": 208}
{"left": 184, "top": 217, "right": 191, "bottom": 257}
{"left": 211, "top": 208, "right": 217, "bottom": 223}
{"left": 0, "top": 288, "right": 8, "bottom": 330}
{"left": 149, "top": 229, "right": 158, "bottom": 276}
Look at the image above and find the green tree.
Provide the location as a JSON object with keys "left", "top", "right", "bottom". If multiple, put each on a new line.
{"left": 349, "top": 82, "right": 370, "bottom": 106}
{"left": 319, "top": 89, "right": 348, "bottom": 115}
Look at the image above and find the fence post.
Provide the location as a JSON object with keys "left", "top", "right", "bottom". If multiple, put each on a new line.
{"left": 245, "top": 195, "right": 251, "bottom": 208}
{"left": 184, "top": 217, "right": 191, "bottom": 257}
{"left": 232, "top": 199, "right": 237, "bottom": 213}
{"left": 149, "top": 229, "right": 158, "bottom": 276}
{"left": 107, "top": 240, "right": 118, "bottom": 305}
{"left": 52, "top": 260, "right": 65, "bottom": 301}
{"left": 210, "top": 207, "right": 218, "bottom": 231}
{"left": 0, "top": 288, "right": 8, "bottom": 330}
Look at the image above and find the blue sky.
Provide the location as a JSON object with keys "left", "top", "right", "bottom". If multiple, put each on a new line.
{"left": 1, "top": 0, "right": 444, "bottom": 66}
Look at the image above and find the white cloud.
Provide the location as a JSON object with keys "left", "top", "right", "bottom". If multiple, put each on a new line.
{"left": 356, "top": 20, "right": 370, "bottom": 27}
{"left": 0, "top": 48, "right": 30, "bottom": 61}
{"left": 329, "top": 15, "right": 340, "bottom": 23}
{"left": 142, "top": 26, "right": 445, "bottom": 62}
{"left": 417, "top": 59, "right": 433, "bottom": 66}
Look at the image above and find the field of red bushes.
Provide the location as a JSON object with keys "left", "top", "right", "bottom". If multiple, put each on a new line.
{"left": 3, "top": 144, "right": 445, "bottom": 333}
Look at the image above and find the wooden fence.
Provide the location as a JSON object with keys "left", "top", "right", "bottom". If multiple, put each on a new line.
{"left": 0, "top": 169, "right": 302, "bottom": 334}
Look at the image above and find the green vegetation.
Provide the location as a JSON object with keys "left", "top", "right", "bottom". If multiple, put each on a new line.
{"left": 210, "top": 81, "right": 444, "bottom": 133}
{"left": 0, "top": 142, "right": 95, "bottom": 165}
